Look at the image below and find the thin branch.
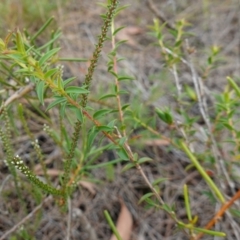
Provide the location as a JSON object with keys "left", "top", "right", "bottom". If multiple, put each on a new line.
{"left": 146, "top": 0, "right": 176, "bottom": 31}
{"left": 0, "top": 83, "right": 34, "bottom": 115}
{"left": 195, "top": 190, "right": 240, "bottom": 240}
{"left": 185, "top": 39, "right": 236, "bottom": 196}
{"left": 111, "top": 19, "right": 126, "bottom": 137}
{"left": 185, "top": 40, "right": 240, "bottom": 239}
{"left": 171, "top": 64, "right": 195, "bottom": 152}
{"left": 0, "top": 196, "right": 52, "bottom": 240}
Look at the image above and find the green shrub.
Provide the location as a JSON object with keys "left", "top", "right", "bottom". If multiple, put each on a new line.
{"left": 1, "top": 1, "right": 240, "bottom": 239}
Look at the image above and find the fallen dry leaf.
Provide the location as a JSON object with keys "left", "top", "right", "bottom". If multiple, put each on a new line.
{"left": 110, "top": 199, "right": 133, "bottom": 240}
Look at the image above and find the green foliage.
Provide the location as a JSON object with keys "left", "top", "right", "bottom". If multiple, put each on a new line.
{"left": 1, "top": 1, "right": 240, "bottom": 239}
{"left": 0, "top": 0, "right": 119, "bottom": 205}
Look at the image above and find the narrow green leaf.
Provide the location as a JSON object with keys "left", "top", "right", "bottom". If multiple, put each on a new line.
{"left": 85, "top": 158, "right": 123, "bottom": 170}
{"left": 44, "top": 68, "right": 59, "bottom": 78}
{"left": 104, "top": 210, "right": 122, "bottom": 240}
{"left": 117, "top": 57, "right": 125, "bottom": 62}
{"left": 86, "top": 127, "right": 98, "bottom": 152}
{"left": 118, "top": 90, "right": 129, "bottom": 95}
{"left": 156, "top": 108, "right": 173, "bottom": 124}
{"left": 39, "top": 48, "right": 60, "bottom": 66}
{"left": 107, "top": 119, "right": 117, "bottom": 128}
{"left": 152, "top": 178, "right": 168, "bottom": 186}
{"left": 57, "top": 76, "right": 64, "bottom": 90}
{"left": 113, "top": 26, "right": 125, "bottom": 36}
{"left": 121, "top": 104, "right": 130, "bottom": 110}
{"left": 59, "top": 57, "right": 88, "bottom": 62}
{"left": 93, "top": 109, "right": 112, "bottom": 119}
{"left": 118, "top": 136, "right": 128, "bottom": 146}
{"left": 229, "top": 208, "right": 240, "bottom": 218}
{"left": 115, "top": 5, "right": 130, "bottom": 16}
{"left": 193, "top": 227, "right": 226, "bottom": 237}
{"left": 115, "top": 40, "right": 128, "bottom": 48}
{"left": 31, "top": 17, "right": 54, "bottom": 42}
{"left": 60, "top": 102, "right": 67, "bottom": 117}
{"left": 97, "top": 2, "right": 108, "bottom": 8}
{"left": 138, "top": 192, "right": 154, "bottom": 204}
{"left": 36, "top": 81, "right": 45, "bottom": 105}
{"left": 117, "top": 148, "right": 129, "bottom": 160}
{"left": 99, "top": 93, "right": 116, "bottom": 100}
{"left": 162, "top": 204, "right": 173, "bottom": 213}
{"left": 227, "top": 76, "right": 240, "bottom": 97}
{"left": 65, "top": 86, "right": 89, "bottom": 94}
{"left": 15, "top": 68, "right": 32, "bottom": 74}
{"left": 0, "top": 38, "right": 5, "bottom": 50}
{"left": 106, "top": 164, "right": 115, "bottom": 181}
{"left": 74, "top": 107, "right": 84, "bottom": 122}
{"left": 38, "top": 31, "right": 61, "bottom": 50}
{"left": 117, "top": 75, "right": 135, "bottom": 81}
{"left": 121, "top": 162, "right": 135, "bottom": 172}
{"left": 144, "top": 197, "right": 159, "bottom": 208}
{"left": 96, "top": 125, "right": 114, "bottom": 132}
{"left": 63, "top": 77, "right": 76, "bottom": 86}
{"left": 181, "top": 142, "right": 225, "bottom": 203}
{"left": 184, "top": 184, "right": 192, "bottom": 221}
{"left": 109, "top": 70, "right": 118, "bottom": 78}
{"left": 137, "top": 157, "right": 152, "bottom": 164}
{"left": 46, "top": 97, "right": 67, "bottom": 111}
{"left": 16, "top": 30, "right": 26, "bottom": 53}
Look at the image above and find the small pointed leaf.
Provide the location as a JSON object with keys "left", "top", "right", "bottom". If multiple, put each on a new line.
{"left": 36, "top": 81, "right": 45, "bottom": 105}
{"left": 93, "top": 109, "right": 112, "bottom": 119}
{"left": 44, "top": 68, "right": 59, "bottom": 78}
{"left": 39, "top": 48, "right": 60, "bottom": 66}
{"left": 117, "top": 148, "right": 129, "bottom": 160}
{"left": 117, "top": 75, "right": 135, "bottom": 81}
{"left": 65, "top": 86, "right": 89, "bottom": 94}
{"left": 46, "top": 96, "right": 67, "bottom": 111}
{"left": 121, "top": 162, "right": 135, "bottom": 172}
{"left": 138, "top": 192, "right": 154, "bottom": 204}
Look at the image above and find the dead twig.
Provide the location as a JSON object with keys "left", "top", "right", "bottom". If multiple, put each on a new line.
{"left": 146, "top": 0, "right": 176, "bottom": 31}
{"left": 0, "top": 196, "right": 52, "bottom": 240}
{"left": 195, "top": 190, "right": 240, "bottom": 240}
{"left": 0, "top": 83, "right": 34, "bottom": 115}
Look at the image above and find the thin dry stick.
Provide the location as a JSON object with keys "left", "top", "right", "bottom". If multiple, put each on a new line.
{"left": 162, "top": 42, "right": 240, "bottom": 237}
{"left": 171, "top": 65, "right": 195, "bottom": 152}
{"left": 185, "top": 40, "right": 240, "bottom": 238}
{"left": 0, "top": 196, "right": 52, "bottom": 240}
{"left": 0, "top": 83, "right": 34, "bottom": 115}
{"left": 116, "top": 114, "right": 201, "bottom": 230}
{"left": 111, "top": 21, "right": 126, "bottom": 137}
{"left": 184, "top": 40, "right": 233, "bottom": 193}
{"left": 114, "top": 127, "right": 165, "bottom": 205}
{"left": 146, "top": 0, "right": 175, "bottom": 31}
{"left": 163, "top": 44, "right": 236, "bottom": 194}
{"left": 195, "top": 189, "right": 240, "bottom": 240}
